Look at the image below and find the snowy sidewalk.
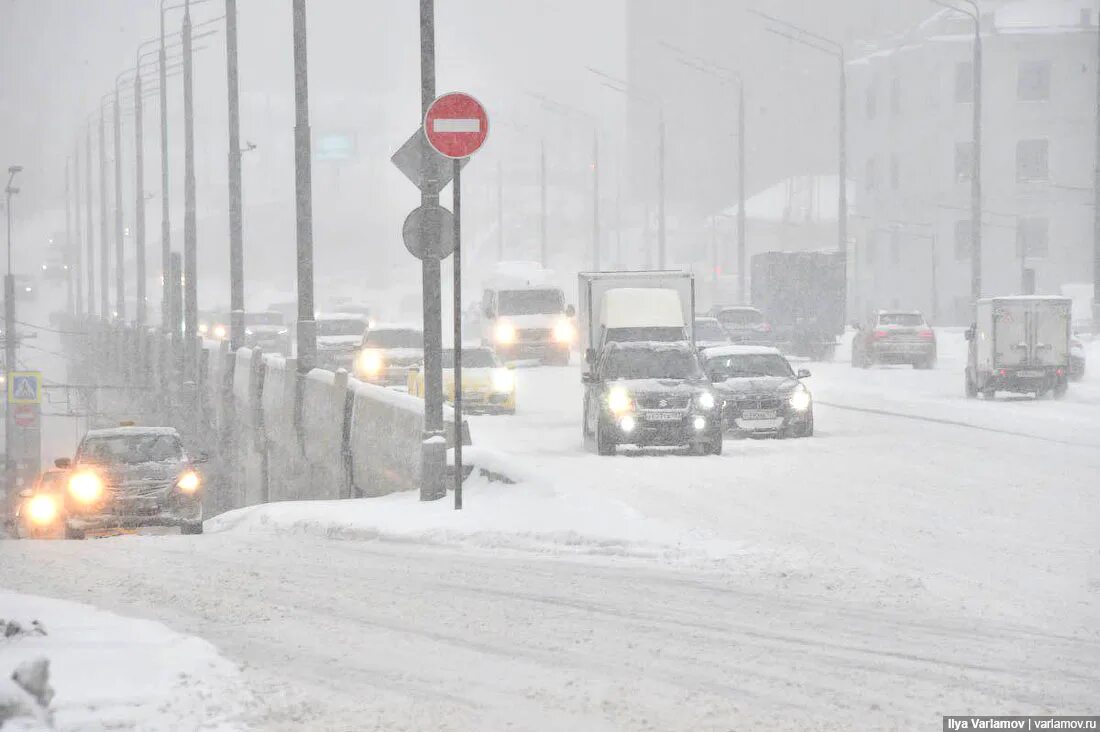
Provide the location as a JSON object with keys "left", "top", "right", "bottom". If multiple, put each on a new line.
{"left": 0, "top": 589, "right": 250, "bottom": 731}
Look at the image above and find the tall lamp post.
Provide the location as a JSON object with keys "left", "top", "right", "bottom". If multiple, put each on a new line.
{"left": 4, "top": 165, "right": 23, "bottom": 503}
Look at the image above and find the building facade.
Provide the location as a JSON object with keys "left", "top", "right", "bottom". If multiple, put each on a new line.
{"left": 848, "top": 0, "right": 1097, "bottom": 324}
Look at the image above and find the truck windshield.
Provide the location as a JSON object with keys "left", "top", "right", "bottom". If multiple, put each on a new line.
{"left": 706, "top": 353, "right": 793, "bottom": 379}
{"left": 878, "top": 313, "right": 924, "bottom": 326}
{"left": 717, "top": 309, "right": 763, "bottom": 327}
{"left": 441, "top": 350, "right": 497, "bottom": 368}
{"left": 317, "top": 320, "right": 366, "bottom": 337}
{"left": 363, "top": 329, "right": 423, "bottom": 349}
{"left": 602, "top": 349, "right": 703, "bottom": 380}
{"left": 498, "top": 290, "right": 563, "bottom": 316}
{"left": 80, "top": 434, "right": 183, "bottom": 465}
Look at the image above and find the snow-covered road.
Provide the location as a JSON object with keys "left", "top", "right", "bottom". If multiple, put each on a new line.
{"left": 2, "top": 307, "right": 1098, "bottom": 729}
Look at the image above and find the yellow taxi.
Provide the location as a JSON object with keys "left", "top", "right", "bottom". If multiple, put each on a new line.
{"left": 407, "top": 347, "right": 516, "bottom": 414}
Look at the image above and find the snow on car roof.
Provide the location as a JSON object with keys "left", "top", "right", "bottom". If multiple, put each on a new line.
{"left": 368, "top": 323, "right": 423, "bottom": 332}
{"left": 694, "top": 316, "right": 720, "bottom": 323}
{"left": 83, "top": 425, "right": 182, "bottom": 439}
{"left": 605, "top": 340, "right": 695, "bottom": 353}
{"left": 315, "top": 312, "right": 369, "bottom": 321}
{"left": 701, "top": 345, "right": 782, "bottom": 358}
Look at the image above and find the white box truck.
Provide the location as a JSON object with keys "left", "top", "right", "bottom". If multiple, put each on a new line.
{"left": 965, "top": 296, "right": 1072, "bottom": 399}
{"left": 577, "top": 271, "right": 695, "bottom": 376}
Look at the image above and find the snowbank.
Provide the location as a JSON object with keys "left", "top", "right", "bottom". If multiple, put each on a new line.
{"left": 0, "top": 590, "right": 249, "bottom": 731}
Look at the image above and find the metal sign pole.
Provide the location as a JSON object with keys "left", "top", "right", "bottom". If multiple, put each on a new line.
{"left": 452, "top": 158, "right": 463, "bottom": 509}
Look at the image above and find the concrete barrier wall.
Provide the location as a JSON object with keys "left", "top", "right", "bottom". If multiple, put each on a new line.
{"left": 299, "top": 369, "right": 349, "bottom": 501}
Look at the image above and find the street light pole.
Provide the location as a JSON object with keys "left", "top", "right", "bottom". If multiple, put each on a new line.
{"left": 1095, "top": 13, "right": 1100, "bottom": 326}
{"left": 65, "top": 156, "right": 74, "bottom": 316}
{"left": 182, "top": 0, "right": 198, "bottom": 379}
{"left": 113, "top": 76, "right": 126, "bottom": 322}
{"left": 98, "top": 104, "right": 110, "bottom": 320}
{"left": 160, "top": 1, "right": 172, "bottom": 328}
{"left": 226, "top": 0, "right": 244, "bottom": 350}
{"left": 657, "top": 107, "right": 666, "bottom": 268}
{"left": 85, "top": 121, "right": 95, "bottom": 318}
{"left": 4, "top": 165, "right": 23, "bottom": 505}
{"left": 496, "top": 159, "right": 504, "bottom": 260}
{"left": 292, "top": 0, "right": 316, "bottom": 372}
{"left": 539, "top": 139, "right": 547, "bottom": 268}
{"left": 592, "top": 130, "right": 600, "bottom": 270}
{"left": 133, "top": 69, "right": 147, "bottom": 326}
{"left": 73, "top": 143, "right": 84, "bottom": 319}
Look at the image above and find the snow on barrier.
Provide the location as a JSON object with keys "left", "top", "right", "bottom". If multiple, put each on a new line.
{"left": 299, "top": 369, "right": 350, "bottom": 500}
{"left": 261, "top": 354, "right": 311, "bottom": 502}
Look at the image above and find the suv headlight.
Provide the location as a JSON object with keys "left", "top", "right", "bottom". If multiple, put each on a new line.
{"left": 696, "top": 391, "right": 716, "bottom": 410}
{"left": 27, "top": 494, "right": 59, "bottom": 525}
{"left": 68, "top": 471, "right": 103, "bottom": 504}
{"left": 552, "top": 319, "right": 575, "bottom": 344}
{"left": 358, "top": 349, "right": 384, "bottom": 376}
{"left": 607, "top": 386, "right": 632, "bottom": 415}
{"left": 177, "top": 470, "right": 201, "bottom": 493}
{"left": 494, "top": 321, "right": 516, "bottom": 344}
{"left": 789, "top": 387, "right": 811, "bottom": 412}
{"left": 491, "top": 368, "right": 515, "bottom": 393}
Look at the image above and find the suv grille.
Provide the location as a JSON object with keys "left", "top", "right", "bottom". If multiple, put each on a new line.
{"left": 518, "top": 328, "right": 550, "bottom": 342}
{"left": 729, "top": 397, "right": 783, "bottom": 411}
{"left": 635, "top": 394, "right": 691, "bottom": 410}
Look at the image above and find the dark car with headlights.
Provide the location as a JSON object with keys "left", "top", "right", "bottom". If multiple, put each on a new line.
{"left": 582, "top": 342, "right": 723, "bottom": 456}
{"left": 11, "top": 467, "right": 69, "bottom": 539}
{"left": 314, "top": 313, "right": 371, "bottom": 372}
{"left": 703, "top": 346, "right": 814, "bottom": 438}
{"left": 243, "top": 311, "right": 290, "bottom": 354}
{"left": 62, "top": 426, "right": 205, "bottom": 538}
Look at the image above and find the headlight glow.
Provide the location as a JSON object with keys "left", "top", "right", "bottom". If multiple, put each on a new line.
{"left": 27, "top": 494, "right": 59, "bottom": 525}
{"left": 177, "top": 470, "right": 201, "bottom": 493}
{"left": 245, "top": 328, "right": 254, "bottom": 336}
{"left": 619, "top": 415, "right": 636, "bottom": 433}
{"left": 494, "top": 321, "right": 517, "bottom": 344}
{"left": 358, "top": 349, "right": 384, "bottom": 377}
{"left": 277, "top": 328, "right": 289, "bottom": 335}
{"left": 789, "top": 388, "right": 811, "bottom": 412}
{"left": 697, "top": 391, "right": 716, "bottom": 410}
{"left": 198, "top": 323, "right": 209, "bottom": 335}
{"left": 491, "top": 368, "right": 515, "bottom": 393}
{"left": 693, "top": 416, "right": 707, "bottom": 431}
{"left": 213, "top": 324, "right": 228, "bottom": 340}
{"left": 68, "top": 471, "right": 103, "bottom": 504}
{"left": 552, "top": 319, "right": 576, "bottom": 344}
{"left": 607, "top": 386, "right": 632, "bottom": 415}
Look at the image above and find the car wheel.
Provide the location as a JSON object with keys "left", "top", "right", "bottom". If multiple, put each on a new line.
{"left": 1053, "top": 378, "right": 1068, "bottom": 400}
{"left": 595, "top": 417, "right": 617, "bottom": 456}
{"left": 181, "top": 521, "right": 204, "bottom": 535}
{"left": 798, "top": 414, "right": 815, "bottom": 438}
{"left": 707, "top": 435, "right": 724, "bottom": 455}
{"left": 965, "top": 371, "right": 978, "bottom": 399}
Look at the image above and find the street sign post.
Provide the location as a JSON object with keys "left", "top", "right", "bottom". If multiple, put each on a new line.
{"left": 424, "top": 92, "right": 488, "bottom": 511}
{"left": 402, "top": 204, "right": 455, "bottom": 260}
{"left": 9, "top": 372, "right": 42, "bottom": 405}
{"left": 13, "top": 404, "right": 36, "bottom": 429}
{"left": 390, "top": 130, "right": 467, "bottom": 195}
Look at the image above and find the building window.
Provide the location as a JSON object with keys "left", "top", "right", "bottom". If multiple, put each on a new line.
{"left": 865, "top": 157, "right": 877, "bottom": 192}
{"left": 866, "top": 81, "right": 878, "bottom": 120}
{"left": 1016, "top": 139, "right": 1049, "bottom": 182}
{"left": 890, "top": 230, "right": 901, "bottom": 265}
{"left": 1017, "top": 60, "right": 1051, "bottom": 101}
{"left": 954, "top": 141, "right": 973, "bottom": 182}
{"left": 1016, "top": 217, "right": 1049, "bottom": 258}
{"left": 890, "top": 75, "right": 901, "bottom": 116}
{"left": 955, "top": 61, "right": 973, "bottom": 103}
{"left": 890, "top": 154, "right": 900, "bottom": 190}
{"left": 954, "top": 219, "right": 971, "bottom": 261}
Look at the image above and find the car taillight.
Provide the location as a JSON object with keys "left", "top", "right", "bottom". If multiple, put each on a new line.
{"left": 1056, "top": 367, "right": 1064, "bottom": 377}
{"left": 873, "top": 330, "right": 888, "bottom": 339}
{"left": 919, "top": 329, "right": 934, "bottom": 339}
{"left": 998, "top": 369, "right": 1007, "bottom": 377}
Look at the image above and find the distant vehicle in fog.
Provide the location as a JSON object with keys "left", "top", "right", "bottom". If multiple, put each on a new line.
{"left": 708, "top": 305, "right": 772, "bottom": 345}
{"left": 480, "top": 264, "right": 574, "bottom": 366}
{"left": 965, "top": 296, "right": 1071, "bottom": 400}
{"left": 1069, "top": 334, "right": 1086, "bottom": 381}
{"left": 851, "top": 311, "right": 937, "bottom": 369}
{"left": 751, "top": 251, "right": 845, "bottom": 360}
{"left": 355, "top": 324, "right": 424, "bottom": 386}
{"left": 702, "top": 345, "right": 814, "bottom": 439}
{"left": 693, "top": 317, "right": 731, "bottom": 351}
{"left": 243, "top": 311, "right": 290, "bottom": 354}
{"left": 314, "top": 313, "right": 370, "bottom": 372}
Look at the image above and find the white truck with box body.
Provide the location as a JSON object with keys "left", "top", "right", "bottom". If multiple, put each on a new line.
{"left": 965, "top": 296, "right": 1071, "bottom": 399}
{"left": 479, "top": 262, "right": 575, "bottom": 365}
{"left": 577, "top": 271, "right": 695, "bottom": 376}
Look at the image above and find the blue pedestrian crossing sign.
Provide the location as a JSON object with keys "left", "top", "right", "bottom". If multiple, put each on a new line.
{"left": 8, "top": 372, "right": 42, "bottom": 404}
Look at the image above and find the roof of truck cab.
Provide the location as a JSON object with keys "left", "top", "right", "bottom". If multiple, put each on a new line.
{"left": 83, "top": 425, "right": 182, "bottom": 439}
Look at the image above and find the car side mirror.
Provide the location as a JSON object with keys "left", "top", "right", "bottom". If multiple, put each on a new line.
{"left": 192, "top": 451, "right": 209, "bottom": 464}
{"left": 565, "top": 304, "right": 576, "bottom": 318}
{"left": 483, "top": 305, "right": 494, "bottom": 320}
{"left": 54, "top": 457, "right": 71, "bottom": 469}
{"left": 797, "top": 369, "right": 811, "bottom": 379}
{"left": 19, "top": 488, "right": 33, "bottom": 498}
{"left": 964, "top": 328, "right": 974, "bottom": 341}
{"left": 581, "top": 372, "right": 596, "bottom": 384}
{"left": 584, "top": 348, "right": 596, "bottom": 365}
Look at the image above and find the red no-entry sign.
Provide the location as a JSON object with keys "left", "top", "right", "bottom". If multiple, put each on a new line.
{"left": 424, "top": 93, "right": 489, "bottom": 159}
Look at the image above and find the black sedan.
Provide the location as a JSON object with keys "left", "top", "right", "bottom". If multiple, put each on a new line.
{"left": 702, "top": 346, "right": 814, "bottom": 439}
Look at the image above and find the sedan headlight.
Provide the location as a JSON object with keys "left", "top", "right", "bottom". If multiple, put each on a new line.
{"left": 552, "top": 319, "right": 576, "bottom": 344}
{"left": 199, "top": 323, "right": 209, "bottom": 335}
{"left": 245, "top": 328, "right": 254, "bottom": 336}
{"left": 696, "top": 391, "right": 716, "bottom": 410}
{"left": 213, "top": 324, "right": 227, "bottom": 340}
{"left": 27, "top": 494, "right": 59, "bottom": 525}
{"left": 789, "top": 387, "right": 811, "bottom": 412}
{"left": 358, "top": 349, "right": 384, "bottom": 377}
{"left": 494, "top": 321, "right": 517, "bottom": 344}
{"left": 491, "top": 368, "right": 515, "bottom": 393}
{"left": 607, "top": 386, "right": 633, "bottom": 415}
{"left": 68, "top": 471, "right": 103, "bottom": 504}
{"left": 177, "top": 470, "right": 201, "bottom": 493}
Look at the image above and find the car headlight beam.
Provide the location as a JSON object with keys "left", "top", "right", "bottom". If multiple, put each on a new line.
{"left": 491, "top": 368, "right": 515, "bottom": 393}
{"left": 358, "top": 349, "right": 384, "bottom": 377}
{"left": 552, "top": 319, "right": 576, "bottom": 344}
{"left": 697, "top": 391, "right": 716, "bottom": 410}
{"left": 494, "top": 321, "right": 517, "bottom": 345}
{"left": 27, "top": 494, "right": 59, "bottom": 525}
{"left": 607, "top": 386, "right": 632, "bottom": 415}
{"left": 68, "top": 471, "right": 103, "bottom": 504}
{"left": 789, "top": 388, "right": 811, "bottom": 412}
{"left": 177, "top": 470, "right": 201, "bottom": 493}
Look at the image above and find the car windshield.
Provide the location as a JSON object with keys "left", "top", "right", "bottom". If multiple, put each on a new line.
{"left": 245, "top": 312, "right": 283, "bottom": 326}
{"left": 363, "top": 329, "right": 423, "bottom": 349}
{"left": 441, "top": 350, "right": 498, "bottom": 368}
{"left": 601, "top": 348, "right": 703, "bottom": 380}
{"left": 79, "top": 434, "right": 183, "bottom": 465}
{"left": 878, "top": 313, "right": 924, "bottom": 327}
{"left": 707, "top": 353, "right": 793, "bottom": 379}
{"left": 498, "top": 289, "right": 564, "bottom": 316}
{"left": 36, "top": 473, "right": 67, "bottom": 493}
{"left": 694, "top": 320, "right": 728, "bottom": 342}
{"left": 316, "top": 319, "right": 366, "bottom": 337}
{"left": 718, "top": 309, "right": 763, "bottom": 326}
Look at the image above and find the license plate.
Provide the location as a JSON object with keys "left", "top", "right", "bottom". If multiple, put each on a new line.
{"left": 741, "top": 409, "right": 778, "bottom": 420}
{"left": 644, "top": 411, "right": 681, "bottom": 422}
{"left": 1016, "top": 370, "right": 1044, "bottom": 378}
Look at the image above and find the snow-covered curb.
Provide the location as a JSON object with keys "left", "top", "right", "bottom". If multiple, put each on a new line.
{"left": 0, "top": 590, "right": 250, "bottom": 731}
{"left": 209, "top": 470, "right": 750, "bottom": 567}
